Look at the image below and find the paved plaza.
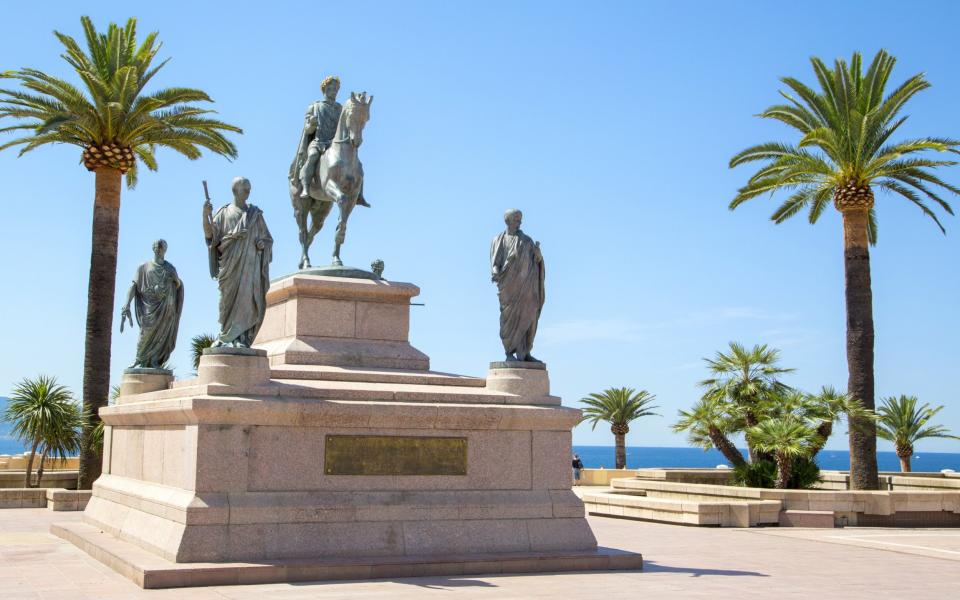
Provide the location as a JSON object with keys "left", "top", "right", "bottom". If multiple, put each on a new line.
{"left": 1, "top": 505, "right": 957, "bottom": 599}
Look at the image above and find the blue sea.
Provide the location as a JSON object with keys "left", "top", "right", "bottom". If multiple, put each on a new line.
{"left": 572, "top": 445, "right": 960, "bottom": 472}
{"left": 2, "top": 394, "right": 957, "bottom": 472}
{"left": 4, "top": 430, "right": 959, "bottom": 472}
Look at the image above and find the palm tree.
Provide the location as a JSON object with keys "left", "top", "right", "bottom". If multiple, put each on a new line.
{"left": 700, "top": 342, "right": 793, "bottom": 461}
{"left": 672, "top": 396, "right": 747, "bottom": 468}
{"left": 580, "top": 387, "right": 659, "bottom": 469}
{"left": 190, "top": 333, "right": 217, "bottom": 371}
{"left": 35, "top": 401, "right": 82, "bottom": 486}
{"left": 804, "top": 386, "right": 873, "bottom": 458}
{"left": 0, "top": 17, "right": 241, "bottom": 488}
{"left": 876, "top": 395, "right": 959, "bottom": 472}
{"left": 747, "top": 416, "right": 820, "bottom": 489}
{"left": 2, "top": 376, "right": 77, "bottom": 487}
{"left": 729, "top": 50, "right": 959, "bottom": 489}
{"left": 86, "top": 385, "right": 119, "bottom": 458}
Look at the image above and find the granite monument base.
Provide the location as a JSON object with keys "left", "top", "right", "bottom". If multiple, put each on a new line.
{"left": 254, "top": 273, "right": 429, "bottom": 370}
{"left": 55, "top": 275, "right": 640, "bottom": 587}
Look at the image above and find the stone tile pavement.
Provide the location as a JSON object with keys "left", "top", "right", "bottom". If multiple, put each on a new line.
{"left": 1, "top": 507, "right": 958, "bottom": 599}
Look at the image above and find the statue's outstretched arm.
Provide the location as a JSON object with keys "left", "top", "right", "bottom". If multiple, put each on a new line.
{"left": 120, "top": 279, "right": 137, "bottom": 332}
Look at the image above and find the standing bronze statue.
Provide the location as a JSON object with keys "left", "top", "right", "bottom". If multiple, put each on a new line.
{"left": 289, "top": 76, "right": 373, "bottom": 269}
{"left": 120, "top": 239, "right": 184, "bottom": 370}
{"left": 202, "top": 177, "right": 273, "bottom": 348}
{"left": 491, "top": 209, "right": 545, "bottom": 362}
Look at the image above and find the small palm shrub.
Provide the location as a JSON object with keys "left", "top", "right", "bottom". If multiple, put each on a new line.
{"left": 733, "top": 457, "right": 822, "bottom": 489}
{"left": 3, "top": 375, "right": 80, "bottom": 487}
{"left": 191, "top": 333, "right": 217, "bottom": 370}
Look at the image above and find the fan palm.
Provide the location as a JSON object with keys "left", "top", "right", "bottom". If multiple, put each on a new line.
{"left": 672, "top": 396, "right": 746, "bottom": 468}
{"left": 35, "top": 400, "right": 82, "bottom": 486}
{"left": 700, "top": 342, "right": 793, "bottom": 460}
{"left": 747, "top": 416, "right": 820, "bottom": 489}
{"left": 580, "top": 387, "right": 659, "bottom": 469}
{"left": 804, "top": 386, "right": 873, "bottom": 458}
{"left": 190, "top": 333, "right": 217, "bottom": 371}
{"left": 2, "top": 375, "right": 77, "bottom": 487}
{"left": 729, "top": 50, "right": 959, "bottom": 489}
{"left": 876, "top": 395, "right": 958, "bottom": 472}
{"left": 0, "top": 17, "right": 241, "bottom": 488}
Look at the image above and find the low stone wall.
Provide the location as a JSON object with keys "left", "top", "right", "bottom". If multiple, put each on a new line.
{"left": 0, "top": 454, "right": 78, "bottom": 471}
{"left": 632, "top": 468, "right": 960, "bottom": 492}
{"left": 45, "top": 488, "right": 91, "bottom": 511}
{"left": 0, "top": 471, "right": 78, "bottom": 489}
{"left": 583, "top": 475, "right": 960, "bottom": 528}
{"left": 0, "top": 487, "right": 90, "bottom": 510}
{"left": 579, "top": 469, "right": 641, "bottom": 485}
{"left": 632, "top": 468, "right": 734, "bottom": 485}
{"left": 580, "top": 468, "right": 736, "bottom": 486}
{"left": 0, "top": 488, "right": 47, "bottom": 508}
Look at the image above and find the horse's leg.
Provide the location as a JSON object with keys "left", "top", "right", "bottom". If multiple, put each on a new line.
{"left": 307, "top": 200, "right": 333, "bottom": 245}
{"left": 332, "top": 199, "right": 356, "bottom": 266}
{"left": 291, "top": 194, "right": 311, "bottom": 270}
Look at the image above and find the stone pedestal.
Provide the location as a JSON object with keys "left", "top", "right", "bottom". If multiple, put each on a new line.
{"left": 55, "top": 274, "right": 641, "bottom": 588}
{"left": 254, "top": 274, "right": 429, "bottom": 370}
{"left": 118, "top": 368, "right": 173, "bottom": 402}
{"left": 486, "top": 361, "right": 553, "bottom": 403}
{"left": 197, "top": 347, "right": 270, "bottom": 391}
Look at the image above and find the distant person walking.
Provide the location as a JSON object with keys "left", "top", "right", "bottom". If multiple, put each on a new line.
{"left": 572, "top": 454, "right": 584, "bottom": 486}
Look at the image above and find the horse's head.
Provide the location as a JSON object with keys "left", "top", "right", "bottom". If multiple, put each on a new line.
{"left": 340, "top": 92, "right": 373, "bottom": 147}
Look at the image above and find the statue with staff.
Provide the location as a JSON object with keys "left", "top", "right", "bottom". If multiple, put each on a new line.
{"left": 202, "top": 177, "right": 273, "bottom": 348}
{"left": 288, "top": 75, "right": 373, "bottom": 269}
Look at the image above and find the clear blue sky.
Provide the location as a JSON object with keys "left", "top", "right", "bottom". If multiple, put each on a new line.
{"left": 1, "top": 1, "right": 959, "bottom": 452}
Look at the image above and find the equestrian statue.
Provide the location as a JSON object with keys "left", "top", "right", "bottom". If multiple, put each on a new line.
{"left": 289, "top": 75, "right": 373, "bottom": 269}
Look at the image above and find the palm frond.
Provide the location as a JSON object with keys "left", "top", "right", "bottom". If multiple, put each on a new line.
{"left": 0, "top": 16, "right": 242, "bottom": 186}
{"left": 730, "top": 49, "right": 958, "bottom": 240}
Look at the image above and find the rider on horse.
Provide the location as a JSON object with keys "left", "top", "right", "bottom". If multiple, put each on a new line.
{"left": 291, "top": 75, "right": 342, "bottom": 199}
{"left": 290, "top": 75, "right": 370, "bottom": 206}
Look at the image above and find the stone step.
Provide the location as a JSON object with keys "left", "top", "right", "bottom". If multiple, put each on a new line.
{"left": 583, "top": 491, "right": 781, "bottom": 527}
{"left": 269, "top": 364, "right": 486, "bottom": 387}
{"left": 267, "top": 377, "right": 553, "bottom": 405}
{"left": 52, "top": 521, "right": 643, "bottom": 589}
{"left": 778, "top": 510, "right": 836, "bottom": 528}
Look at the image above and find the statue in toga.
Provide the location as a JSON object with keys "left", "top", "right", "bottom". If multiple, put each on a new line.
{"left": 491, "top": 209, "right": 545, "bottom": 362}
{"left": 120, "top": 239, "right": 184, "bottom": 370}
{"left": 202, "top": 177, "right": 273, "bottom": 348}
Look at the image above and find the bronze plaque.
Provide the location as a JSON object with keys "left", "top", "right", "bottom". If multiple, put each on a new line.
{"left": 324, "top": 435, "right": 468, "bottom": 476}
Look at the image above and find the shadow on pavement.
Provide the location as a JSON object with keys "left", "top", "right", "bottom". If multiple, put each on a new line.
{"left": 290, "top": 577, "right": 498, "bottom": 590}
{"left": 642, "top": 560, "right": 768, "bottom": 577}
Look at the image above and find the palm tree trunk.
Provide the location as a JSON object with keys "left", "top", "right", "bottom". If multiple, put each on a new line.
{"left": 708, "top": 425, "right": 746, "bottom": 468}
{"left": 842, "top": 208, "right": 879, "bottom": 490}
{"left": 78, "top": 168, "right": 122, "bottom": 490}
{"left": 614, "top": 433, "right": 626, "bottom": 469}
{"left": 810, "top": 421, "right": 833, "bottom": 458}
{"left": 744, "top": 411, "right": 759, "bottom": 463}
{"left": 36, "top": 447, "right": 49, "bottom": 486}
{"left": 774, "top": 452, "right": 792, "bottom": 489}
{"left": 896, "top": 442, "right": 913, "bottom": 473}
{"left": 24, "top": 439, "right": 39, "bottom": 488}
{"left": 898, "top": 455, "right": 911, "bottom": 472}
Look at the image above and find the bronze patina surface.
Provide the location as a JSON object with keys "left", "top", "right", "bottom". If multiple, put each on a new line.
{"left": 324, "top": 435, "right": 467, "bottom": 476}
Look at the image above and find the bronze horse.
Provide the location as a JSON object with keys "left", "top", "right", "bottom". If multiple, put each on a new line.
{"left": 289, "top": 92, "right": 372, "bottom": 269}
